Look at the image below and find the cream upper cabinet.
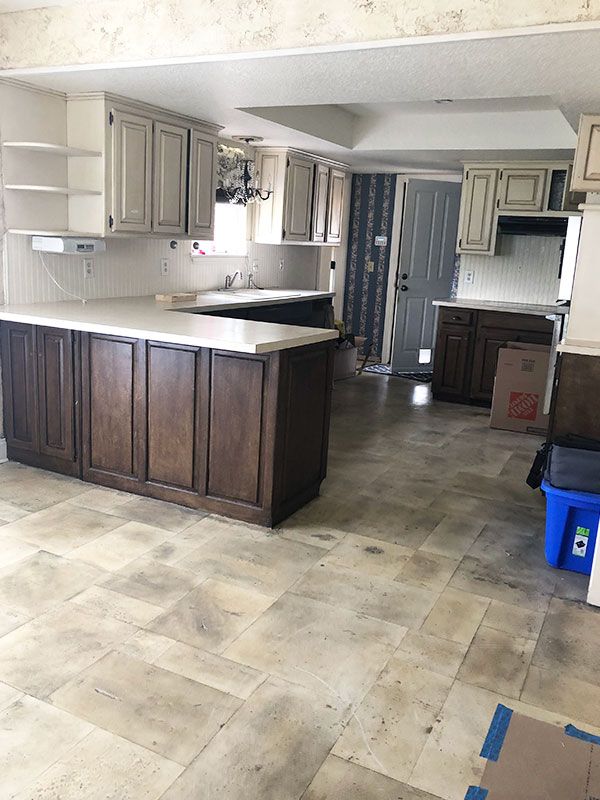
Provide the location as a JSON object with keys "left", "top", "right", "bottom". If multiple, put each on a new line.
{"left": 284, "top": 155, "right": 315, "bottom": 242}
{"left": 152, "top": 120, "right": 188, "bottom": 235}
{"left": 111, "top": 109, "right": 153, "bottom": 233}
{"left": 188, "top": 128, "right": 216, "bottom": 238}
{"left": 326, "top": 168, "right": 345, "bottom": 244}
{"left": 312, "top": 162, "right": 329, "bottom": 243}
{"left": 497, "top": 167, "right": 547, "bottom": 212}
{"left": 571, "top": 114, "right": 600, "bottom": 192}
{"left": 457, "top": 168, "right": 499, "bottom": 255}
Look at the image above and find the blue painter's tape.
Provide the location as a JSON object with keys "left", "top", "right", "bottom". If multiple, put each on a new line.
{"left": 565, "top": 723, "right": 600, "bottom": 746}
{"left": 480, "top": 703, "right": 513, "bottom": 762}
{"left": 464, "top": 787, "right": 488, "bottom": 799}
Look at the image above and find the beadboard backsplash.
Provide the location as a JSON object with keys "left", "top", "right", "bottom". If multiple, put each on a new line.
{"left": 457, "top": 234, "right": 562, "bottom": 305}
{"left": 2, "top": 234, "right": 320, "bottom": 305}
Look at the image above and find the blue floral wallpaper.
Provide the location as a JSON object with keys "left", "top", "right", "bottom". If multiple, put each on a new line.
{"left": 343, "top": 174, "right": 396, "bottom": 358}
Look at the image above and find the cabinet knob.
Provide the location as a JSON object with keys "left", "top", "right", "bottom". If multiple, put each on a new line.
{"left": 452, "top": 315, "right": 461, "bottom": 321}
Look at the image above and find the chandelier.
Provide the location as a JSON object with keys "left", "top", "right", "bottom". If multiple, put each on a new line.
{"left": 218, "top": 136, "right": 273, "bottom": 206}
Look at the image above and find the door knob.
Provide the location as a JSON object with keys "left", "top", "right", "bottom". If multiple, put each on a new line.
{"left": 400, "top": 285, "right": 408, "bottom": 292}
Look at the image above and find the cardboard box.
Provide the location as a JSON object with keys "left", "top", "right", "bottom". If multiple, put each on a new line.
{"left": 490, "top": 342, "right": 551, "bottom": 435}
{"left": 333, "top": 344, "right": 358, "bottom": 381}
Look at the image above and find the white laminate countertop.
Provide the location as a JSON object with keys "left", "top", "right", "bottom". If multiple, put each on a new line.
{"left": 0, "top": 290, "right": 338, "bottom": 354}
{"left": 433, "top": 298, "right": 569, "bottom": 317}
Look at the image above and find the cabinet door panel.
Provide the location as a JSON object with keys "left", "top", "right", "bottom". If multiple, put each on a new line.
{"left": 153, "top": 121, "right": 188, "bottom": 234}
{"left": 432, "top": 326, "right": 471, "bottom": 397}
{"left": 470, "top": 332, "right": 506, "bottom": 400}
{"left": 311, "top": 163, "right": 329, "bottom": 243}
{"left": 284, "top": 156, "right": 314, "bottom": 241}
{"left": 1, "top": 322, "right": 39, "bottom": 452}
{"left": 325, "top": 168, "right": 345, "bottom": 244}
{"left": 207, "top": 352, "right": 267, "bottom": 505}
{"left": 147, "top": 342, "right": 199, "bottom": 491}
{"left": 111, "top": 110, "right": 152, "bottom": 232}
{"left": 188, "top": 130, "right": 216, "bottom": 237}
{"left": 498, "top": 168, "right": 546, "bottom": 211}
{"left": 571, "top": 115, "right": 600, "bottom": 191}
{"left": 82, "top": 334, "right": 142, "bottom": 479}
{"left": 457, "top": 168, "right": 498, "bottom": 254}
{"left": 37, "top": 327, "right": 75, "bottom": 462}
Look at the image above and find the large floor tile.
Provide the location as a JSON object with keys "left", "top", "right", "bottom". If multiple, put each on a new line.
{"left": 0, "top": 605, "right": 30, "bottom": 638}
{"left": 0, "top": 502, "right": 123, "bottom": 554}
{"left": 397, "top": 551, "right": 459, "bottom": 592}
{"left": 321, "top": 532, "right": 413, "bottom": 578}
{"left": 0, "top": 465, "right": 88, "bottom": 512}
{"left": 11, "top": 727, "right": 183, "bottom": 800}
{"left": 0, "top": 602, "right": 132, "bottom": 698}
{"left": 419, "top": 515, "right": 485, "bottom": 560}
{"left": 292, "top": 563, "right": 438, "bottom": 629}
{"left": 66, "top": 520, "right": 169, "bottom": 571}
{"left": 51, "top": 650, "right": 242, "bottom": 765}
{"left": 109, "top": 495, "right": 206, "bottom": 532}
{"left": 0, "top": 499, "right": 30, "bottom": 523}
{"left": 116, "top": 628, "right": 177, "bottom": 664}
{"left": 482, "top": 598, "right": 545, "bottom": 640}
{"left": 0, "top": 550, "right": 104, "bottom": 617}
{"left": 420, "top": 587, "right": 489, "bottom": 645}
{"left": 396, "top": 630, "right": 468, "bottom": 679}
{"left": 531, "top": 596, "right": 600, "bottom": 686}
{"left": 224, "top": 591, "right": 406, "bottom": 705}
{"left": 521, "top": 664, "right": 600, "bottom": 729}
{"left": 67, "top": 486, "right": 136, "bottom": 513}
{"left": 70, "top": 584, "right": 163, "bottom": 626}
{"left": 155, "top": 641, "right": 267, "bottom": 700}
{"left": 277, "top": 525, "right": 347, "bottom": 551}
{"left": 332, "top": 656, "right": 452, "bottom": 782}
{"left": 457, "top": 625, "right": 535, "bottom": 698}
{"left": 174, "top": 517, "right": 323, "bottom": 596}
{"left": 0, "top": 536, "right": 39, "bottom": 568}
{"left": 302, "top": 755, "right": 442, "bottom": 800}
{"left": 102, "top": 556, "right": 201, "bottom": 608}
{"left": 160, "top": 676, "right": 348, "bottom": 800}
{"left": 0, "top": 695, "right": 92, "bottom": 797}
{"left": 149, "top": 578, "right": 274, "bottom": 653}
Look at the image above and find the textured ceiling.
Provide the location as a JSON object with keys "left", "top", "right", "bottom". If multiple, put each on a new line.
{"left": 6, "top": 27, "right": 600, "bottom": 171}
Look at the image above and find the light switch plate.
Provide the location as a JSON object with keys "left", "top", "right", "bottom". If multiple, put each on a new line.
{"left": 464, "top": 269, "right": 475, "bottom": 285}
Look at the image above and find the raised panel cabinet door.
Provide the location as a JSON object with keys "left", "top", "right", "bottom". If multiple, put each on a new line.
{"left": 82, "top": 333, "right": 143, "bottom": 480}
{"left": 111, "top": 109, "right": 153, "bottom": 233}
{"left": 284, "top": 155, "right": 315, "bottom": 241}
{"left": 432, "top": 326, "right": 472, "bottom": 398}
{"left": 188, "top": 130, "right": 216, "bottom": 237}
{"left": 36, "top": 327, "right": 75, "bottom": 462}
{"left": 206, "top": 352, "right": 269, "bottom": 506}
{"left": 146, "top": 342, "right": 200, "bottom": 492}
{"left": 470, "top": 330, "right": 507, "bottom": 401}
{"left": 0, "top": 322, "right": 39, "bottom": 452}
{"left": 325, "top": 168, "right": 346, "bottom": 244}
{"left": 457, "top": 168, "right": 498, "bottom": 255}
{"left": 311, "top": 163, "right": 329, "bottom": 242}
{"left": 497, "top": 168, "right": 547, "bottom": 211}
{"left": 572, "top": 115, "right": 600, "bottom": 191}
{"left": 152, "top": 120, "right": 188, "bottom": 234}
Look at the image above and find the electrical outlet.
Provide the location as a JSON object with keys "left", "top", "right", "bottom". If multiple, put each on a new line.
{"left": 160, "top": 258, "right": 169, "bottom": 276}
{"left": 367, "top": 261, "right": 375, "bottom": 273}
{"left": 279, "top": 258, "right": 285, "bottom": 271}
{"left": 251, "top": 259, "right": 259, "bottom": 272}
{"left": 464, "top": 269, "right": 475, "bottom": 285}
{"left": 83, "top": 258, "right": 94, "bottom": 279}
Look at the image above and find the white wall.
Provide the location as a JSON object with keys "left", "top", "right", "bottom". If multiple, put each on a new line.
{"left": 2, "top": 234, "right": 320, "bottom": 305}
{"left": 457, "top": 234, "right": 562, "bottom": 305}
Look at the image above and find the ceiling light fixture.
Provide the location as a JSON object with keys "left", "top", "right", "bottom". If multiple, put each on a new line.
{"left": 220, "top": 135, "right": 273, "bottom": 205}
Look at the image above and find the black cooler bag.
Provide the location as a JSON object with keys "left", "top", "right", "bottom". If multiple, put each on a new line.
{"left": 546, "top": 434, "right": 600, "bottom": 494}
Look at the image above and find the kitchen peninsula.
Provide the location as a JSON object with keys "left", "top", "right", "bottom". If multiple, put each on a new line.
{"left": 0, "top": 291, "right": 337, "bottom": 526}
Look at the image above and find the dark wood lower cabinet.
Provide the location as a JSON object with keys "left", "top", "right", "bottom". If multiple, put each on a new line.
{"left": 2, "top": 320, "right": 334, "bottom": 526}
{"left": 1, "top": 321, "right": 79, "bottom": 475}
{"left": 433, "top": 307, "right": 553, "bottom": 405}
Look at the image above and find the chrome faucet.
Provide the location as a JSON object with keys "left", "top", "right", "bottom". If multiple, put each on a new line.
{"left": 224, "top": 270, "right": 242, "bottom": 289}
{"left": 247, "top": 269, "right": 259, "bottom": 289}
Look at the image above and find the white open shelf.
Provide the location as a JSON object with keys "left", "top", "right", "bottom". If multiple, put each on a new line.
{"left": 5, "top": 184, "right": 102, "bottom": 196}
{"left": 3, "top": 141, "right": 102, "bottom": 158}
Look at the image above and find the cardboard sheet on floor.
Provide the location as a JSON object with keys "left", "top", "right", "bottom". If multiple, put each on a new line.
{"left": 467, "top": 705, "right": 600, "bottom": 799}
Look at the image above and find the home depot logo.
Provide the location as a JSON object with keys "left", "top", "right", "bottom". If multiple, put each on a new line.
{"left": 508, "top": 391, "right": 539, "bottom": 421}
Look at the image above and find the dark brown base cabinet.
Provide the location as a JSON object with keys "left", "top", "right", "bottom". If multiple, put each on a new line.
{"left": 432, "top": 307, "right": 553, "bottom": 405}
{"left": 1, "top": 322, "right": 335, "bottom": 526}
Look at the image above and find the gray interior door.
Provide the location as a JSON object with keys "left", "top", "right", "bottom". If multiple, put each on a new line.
{"left": 391, "top": 180, "right": 461, "bottom": 373}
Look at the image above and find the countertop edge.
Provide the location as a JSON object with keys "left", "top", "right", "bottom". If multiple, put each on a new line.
{"left": 432, "top": 298, "right": 567, "bottom": 316}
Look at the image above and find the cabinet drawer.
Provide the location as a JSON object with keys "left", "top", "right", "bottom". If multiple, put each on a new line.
{"left": 438, "top": 308, "right": 474, "bottom": 326}
{"left": 478, "top": 310, "right": 553, "bottom": 333}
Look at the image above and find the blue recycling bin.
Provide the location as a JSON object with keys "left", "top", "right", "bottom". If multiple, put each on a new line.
{"left": 542, "top": 479, "right": 600, "bottom": 575}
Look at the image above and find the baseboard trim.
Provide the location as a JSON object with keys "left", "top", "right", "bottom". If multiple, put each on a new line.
{"left": 0, "top": 438, "right": 7, "bottom": 464}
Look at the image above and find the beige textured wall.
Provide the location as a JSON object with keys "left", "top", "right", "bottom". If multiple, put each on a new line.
{"left": 1, "top": 0, "right": 600, "bottom": 70}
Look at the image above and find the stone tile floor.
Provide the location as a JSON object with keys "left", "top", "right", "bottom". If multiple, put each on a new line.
{"left": 0, "top": 374, "right": 597, "bottom": 799}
